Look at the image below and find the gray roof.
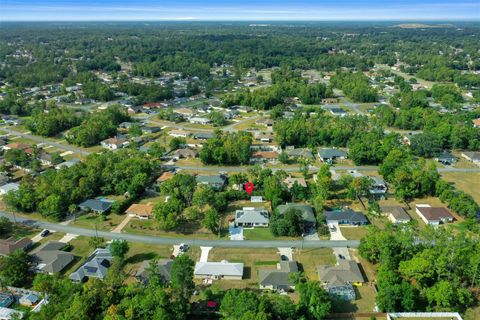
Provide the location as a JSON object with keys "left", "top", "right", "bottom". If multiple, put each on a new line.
{"left": 0, "top": 183, "right": 19, "bottom": 193}
{"left": 462, "top": 151, "right": 480, "bottom": 161}
{"left": 286, "top": 148, "right": 314, "bottom": 159}
{"left": 32, "top": 241, "right": 74, "bottom": 274}
{"left": 277, "top": 203, "right": 316, "bottom": 224}
{"left": 324, "top": 209, "right": 368, "bottom": 224}
{"left": 196, "top": 175, "right": 227, "bottom": 185}
{"left": 69, "top": 248, "right": 113, "bottom": 282}
{"left": 436, "top": 151, "right": 456, "bottom": 161}
{"left": 318, "top": 148, "right": 347, "bottom": 159}
{"left": 136, "top": 259, "right": 173, "bottom": 282}
{"left": 235, "top": 208, "right": 269, "bottom": 224}
{"left": 317, "top": 260, "right": 364, "bottom": 286}
{"left": 380, "top": 205, "right": 411, "bottom": 222}
{"left": 55, "top": 159, "right": 80, "bottom": 169}
{"left": 194, "top": 261, "right": 244, "bottom": 277}
{"left": 79, "top": 199, "right": 112, "bottom": 213}
{"left": 259, "top": 261, "right": 298, "bottom": 289}
{"left": 193, "top": 132, "right": 215, "bottom": 139}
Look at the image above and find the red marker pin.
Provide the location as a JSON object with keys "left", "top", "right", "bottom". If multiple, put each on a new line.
{"left": 244, "top": 182, "right": 255, "bottom": 195}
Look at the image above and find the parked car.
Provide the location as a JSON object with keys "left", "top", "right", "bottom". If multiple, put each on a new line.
{"left": 179, "top": 243, "right": 189, "bottom": 252}
{"left": 40, "top": 229, "right": 50, "bottom": 237}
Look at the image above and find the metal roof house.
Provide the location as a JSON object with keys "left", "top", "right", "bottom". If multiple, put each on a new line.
{"left": 69, "top": 248, "right": 113, "bottom": 282}
{"left": 259, "top": 261, "right": 298, "bottom": 292}
{"left": 194, "top": 261, "right": 244, "bottom": 280}
{"left": 317, "top": 260, "right": 365, "bottom": 301}
{"left": 196, "top": 174, "right": 227, "bottom": 191}
{"left": 324, "top": 209, "right": 368, "bottom": 226}
{"left": 78, "top": 199, "right": 113, "bottom": 214}
{"left": 235, "top": 207, "right": 269, "bottom": 228}
{"left": 317, "top": 148, "right": 348, "bottom": 163}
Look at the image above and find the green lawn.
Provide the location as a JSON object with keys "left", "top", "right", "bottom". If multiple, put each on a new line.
{"left": 243, "top": 228, "right": 284, "bottom": 240}
{"left": 339, "top": 226, "right": 370, "bottom": 240}
{"left": 70, "top": 213, "right": 126, "bottom": 231}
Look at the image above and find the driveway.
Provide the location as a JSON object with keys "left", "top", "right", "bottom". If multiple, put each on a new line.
{"left": 229, "top": 224, "right": 244, "bottom": 240}
{"left": 111, "top": 215, "right": 133, "bottom": 233}
{"left": 58, "top": 233, "right": 78, "bottom": 243}
{"left": 278, "top": 247, "right": 293, "bottom": 260}
{"left": 304, "top": 228, "right": 320, "bottom": 240}
{"left": 328, "top": 222, "right": 351, "bottom": 261}
{"left": 200, "top": 246, "right": 212, "bottom": 262}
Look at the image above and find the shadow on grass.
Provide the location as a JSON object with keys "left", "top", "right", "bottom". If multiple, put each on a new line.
{"left": 125, "top": 252, "right": 159, "bottom": 264}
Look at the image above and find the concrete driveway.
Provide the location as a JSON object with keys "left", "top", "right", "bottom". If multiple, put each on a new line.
{"left": 328, "top": 222, "right": 351, "bottom": 261}
{"left": 278, "top": 247, "right": 293, "bottom": 260}
{"left": 200, "top": 246, "right": 212, "bottom": 262}
{"left": 229, "top": 224, "right": 244, "bottom": 240}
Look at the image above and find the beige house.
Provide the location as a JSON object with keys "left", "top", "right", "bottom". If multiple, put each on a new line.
{"left": 194, "top": 261, "right": 244, "bottom": 280}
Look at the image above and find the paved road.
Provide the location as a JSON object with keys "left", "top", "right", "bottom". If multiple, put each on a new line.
{"left": 175, "top": 164, "right": 480, "bottom": 173}
{"left": 0, "top": 211, "right": 359, "bottom": 249}
{"left": 1, "top": 127, "right": 91, "bottom": 156}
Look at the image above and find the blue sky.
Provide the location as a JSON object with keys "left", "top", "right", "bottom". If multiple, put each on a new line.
{"left": 1, "top": 0, "right": 479, "bottom": 21}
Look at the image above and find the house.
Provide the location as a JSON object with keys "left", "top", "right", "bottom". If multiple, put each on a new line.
{"left": 169, "top": 130, "right": 191, "bottom": 138}
{"left": 250, "top": 151, "right": 279, "bottom": 164}
{"left": 31, "top": 241, "right": 74, "bottom": 274}
{"left": 69, "top": 248, "right": 113, "bottom": 282}
{"left": 461, "top": 151, "right": 480, "bottom": 166}
{"left": 0, "top": 183, "right": 19, "bottom": 195}
{"left": 435, "top": 151, "right": 457, "bottom": 165}
{"left": 143, "top": 102, "right": 162, "bottom": 109}
{"left": 255, "top": 118, "right": 274, "bottom": 127}
{"left": 255, "top": 133, "right": 273, "bottom": 143}
{"left": 126, "top": 203, "right": 154, "bottom": 219}
{"left": 136, "top": 259, "right": 173, "bottom": 284}
{"left": 321, "top": 98, "right": 340, "bottom": 104}
{"left": 283, "top": 176, "right": 307, "bottom": 189}
{"left": 380, "top": 205, "right": 411, "bottom": 224}
{"left": 0, "top": 293, "right": 14, "bottom": 308}
{"left": 196, "top": 174, "right": 227, "bottom": 191}
{"left": 173, "top": 148, "right": 198, "bottom": 159}
{"left": 189, "top": 117, "right": 211, "bottom": 125}
{"left": 328, "top": 107, "right": 348, "bottom": 117}
{"left": 54, "top": 159, "right": 80, "bottom": 170}
{"left": 235, "top": 207, "right": 269, "bottom": 227}
{"left": 286, "top": 147, "right": 314, "bottom": 159}
{"left": 318, "top": 148, "right": 348, "bottom": 163}
{"left": 38, "top": 151, "right": 54, "bottom": 166}
{"left": 127, "top": 105, "right": 143, "bottom": 114}
{"left": 237, "top": 105, "right": 252, "bottom": 113}
{"left": 472, "top": 118, "right": 480, "bottom": 128}
{"left": 259, "top": 261, "right": 298, "bottom": 291}
{"left": 194, "top": 261, "right": 244, "bottom": 280}
{"left": 324, "top": 209, "right": 369, "bottom": 226}
{"left": 79, "top": 199, "right": 113, "bottom": 214}
{"left": 0, "top": 307, "right": 24, "bottom": 320}
{"left": 347, "top": 171, "right": 387, "bottom": 196}
{"left": 19, "top": 294, "right": 38, "bottom": 307}
{"left": 193, "top": 132, "right": 215, "bottom": 140}
{"left": 3, "top": 143, "right": 32, "bottom": 153}
{"left": 101, "top": 137, "right": 128, "bottom": 150}
{"left": 415, "top": 205, "right": 454, "bottom": 225}
{"left": 277, "top": 203, "right": 316, "bottom": 230}
{"left": 317, "top": 260, "right": 365, "bottom": 301}
{"left": 141, "top": 126, "right": 161, "bottom": 134}
{"left": 156, "top": 171, "right": 175, "bottom": 185}
{"left": 0, "top": 237, "right": 32, "bottom": 255}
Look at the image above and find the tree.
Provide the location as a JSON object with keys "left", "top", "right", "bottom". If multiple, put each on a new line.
{"left": 147, "top": 142, "right": 166, "bottom": 158}
{"left": 279, "top": 151, "right": 289, "bottom": 164}
{"left": 109, "top": 239, "right": 129, "bottom": 258}
{"left": 270, "top": 208, "right": 304, "bottom": 237}
{"left": 128, "top": 124, "right": 143, "bottom": 137}
{"left": 297, "top": 280, "right": 332, "bottom": 320}
{"left": 410, "top": 132, "right": 443, "bottom": 158}
{"left": 0, "top": 217, "right": 13, "bottom": 238}
{"left": 0, "top": 250, "right": 32, "bottom": 287}
{"left": 203, "top": 208, "right": 220, "bottom": 234}
{"left": 169, "top": 137, "right": 186, "bottom": 150}
{"left": 170, "top": 255, "right": 195, "bottom": 317}
{"left": 220, "top": 289, "right": 260, "bottom": 320}
{"left": 89, "top": 236, "right": 105, "bottom": 249}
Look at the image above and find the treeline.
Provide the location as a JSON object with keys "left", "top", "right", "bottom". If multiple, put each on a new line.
{"left": 330, "top": 71, "right": 377, "bottom": 102}
{"left": 379, "top": 148, "right": 479, "bottom": 218}
{"left": 5, "top": 149, "right": 153, "bottom": 220}
{"left": 118, "top": 82, "right": 173, "bottom": 104}
{"left": 223, "top": 68, "right": 333, "bottom": 109}
{"left": 65, "top": 106, "right": 130, "bottom": 147}
{"left": 274, "top": 113, "right": 370, "bottom": 148}
{"left": 359, "top": 226, "right": 479, "bottom": 312}
{"left": 25, "top": 108, "right": 84, "bottom": 137}
{"left": 374, "top": 106, "right": 480, "bottom": 151}
{"left": 0, "top": 92, "right": 30, "bottom": 115}
{"left": 199, "top": 131, "right": 253, "bottom": 165}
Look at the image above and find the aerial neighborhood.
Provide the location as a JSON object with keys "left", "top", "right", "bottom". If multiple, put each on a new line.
{"left": 0, "top": 16, "right": 479, "bottom": 320}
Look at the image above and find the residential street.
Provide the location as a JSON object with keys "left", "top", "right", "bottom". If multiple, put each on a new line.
{"left": 0, "top": 211, "right": 359, "bottom": 249}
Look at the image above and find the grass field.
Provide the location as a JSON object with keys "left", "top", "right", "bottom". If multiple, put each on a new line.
{"left": 70, "top": 212, "right": 126, "bottom": 231}
{"left": 294, "top": 248, "right": 336, "bottom": 280}
{"left": 339, "top": 226, "right": 370, "bottom": 240}
{"left": 441, "top": 172, "right": 480, "bottom": 203}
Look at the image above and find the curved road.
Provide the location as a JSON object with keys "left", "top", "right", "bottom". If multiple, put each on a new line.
{"left": 0, "top": 211, "right": 359, "bottom": 249}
